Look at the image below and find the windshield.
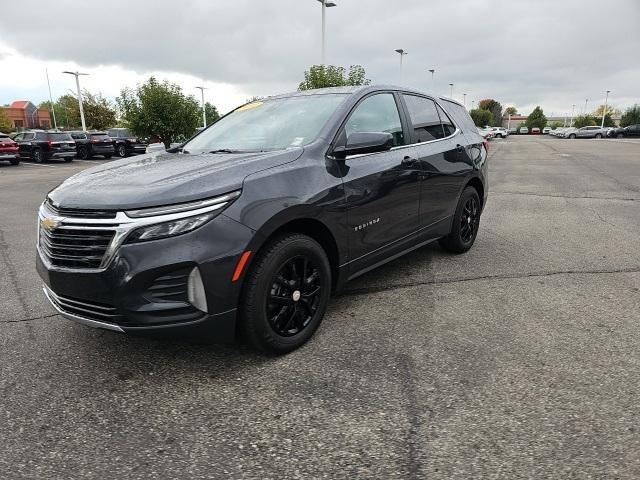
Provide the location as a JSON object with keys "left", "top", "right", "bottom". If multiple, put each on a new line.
{"left": 184, "top": 94, "right": 348, "bottom": 153}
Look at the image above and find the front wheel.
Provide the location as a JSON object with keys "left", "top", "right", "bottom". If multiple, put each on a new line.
{"left": 117, "top": 145, "right": 127, "bottom": 158}
{"left": 439, "top": 186, "right": 481, "bottom": 254}
{"left": 32, "top": 148, "right": 43, "bottom": 163}
{"left": 240, "top": 234, "right": 332, "bottom": 354}
{"left": 78, "top": 146, "right": 89, "bottom": 159}
{"left": 595, "top": 133, "right": 602, "bottom": 139}
{"left": 569, "top": 134, "right": 576, "bottom": 139}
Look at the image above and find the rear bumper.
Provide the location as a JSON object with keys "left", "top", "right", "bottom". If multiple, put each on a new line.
{"left": 49, "top": 151, "right": 76, "bottom": 159}
{"left": 91, "top": 145, "right": 115, "bottom": 155}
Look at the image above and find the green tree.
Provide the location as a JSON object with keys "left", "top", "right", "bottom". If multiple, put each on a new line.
{"left": 620, "top": 105, "right": 640, "bottom": 127}
{"left": 80, "top": 91, "right": 117, "bottom": 130}
{"left": 470, "top": 108, "right": 493, "bottom": 127}
{"left": 41, "top": 94, "right": 81, "bottom": 129}
{"left": 600, "top": 113, "right": 615, "bottom": 128}
{"left": 504, "top": 106, "right": 518, "bottom": 116}
{"left": 478, "top": 98, "right": 503, "bottom": 126}
{"left": 524, "top": 106, "right": 547, "bottom": 129}
{"left": 573, "top": 115, "right": 597, "bottom": 128}
{"left": 0, "top": 108, "right": 13, "bottom": 132}
{"left": 116, "top": 77, "right": 201, "bottom": 148}
{"left": 548, "top": 121, "right": 564, "bottom": 129}
{"left": 298, "top": 64, "right": 370, "bottom": 91}
{"left": 204, "top": 102, "right": 220, "bottom": 125}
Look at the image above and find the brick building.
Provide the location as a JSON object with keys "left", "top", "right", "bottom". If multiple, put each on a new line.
{"left": 1, "top": 101, "right": 51, "bottom": 131}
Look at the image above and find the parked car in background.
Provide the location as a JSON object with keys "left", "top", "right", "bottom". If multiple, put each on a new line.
{"left": 488, "top": 127, "right": 509, "bottom": 138}
{"left": 531, "top": 127, "right": 541, "bottom": 134}
{"left": 608, "top": 124, "right": 640, "bottom": 138}
{"left": 0, "top": 133, "right": 20, "bottom": 165}
{"left": 565, "top": 126, "right": 607, "bottom": 139}
{"left": 69, "top": 131, "right": 115, "bottom": 159}
{"left": 519, "top": 126, "right": 529, "bottom": 134}
{"left": 543, "top": 127, "right": 551, "bottom": 134}
{"left": 13, "top": 130, "right": 75, "bottom": 163}
{"left": 509, "top": 127, "right": 517, "bottom": 134}
{"left": 37, "top": 85, "right": 488, "bottom": 354}
{"left": 478, "top": 127, "right": 494, "bottom": 140}
{"left": 107, "top": 128, "right": 148, "bottom": 157}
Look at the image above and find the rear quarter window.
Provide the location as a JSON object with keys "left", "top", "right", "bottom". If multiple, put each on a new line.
{"left": 440, "top": 100, "right": 477, "bottom": 134}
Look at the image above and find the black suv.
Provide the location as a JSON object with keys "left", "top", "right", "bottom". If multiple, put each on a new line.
{"left": 37, "top": 86, "right": 488, "bottom": 353}
{"left": 69, "top": 131, "right": 115, "bottom": 159}
{"left": 14, "top": 130, "right": 76, "bottom": 163}
{"left": 608, "top": 124, "right": 640, "bottom": 138}
{"left": 107, "top": 128, "right": 147, "bottom": 157}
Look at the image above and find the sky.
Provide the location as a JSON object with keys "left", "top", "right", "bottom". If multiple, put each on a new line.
{"left": 0, "top": 0, "right": 639, "bottom": 117}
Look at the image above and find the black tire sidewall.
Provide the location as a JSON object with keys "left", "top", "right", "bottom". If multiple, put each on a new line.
{"left": 118, "top": 145, "right": 127, "bottom": 157}
{"left": 32, "top": 148, "right": 42, "bottom": 163}
{"left": 79, "top": 146, "right": 89, "bottom": 159}
{"left": 241, "top": 234, "right": 332, "bottom": 354}
{"left": 440, "top": 187, "right": 481, "bottom": 254}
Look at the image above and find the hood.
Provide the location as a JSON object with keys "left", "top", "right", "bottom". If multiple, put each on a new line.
{"left": 48, "top": 148, "right": 303, "bottom": 210}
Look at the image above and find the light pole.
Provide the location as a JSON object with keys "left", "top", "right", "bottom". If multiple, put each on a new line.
{"left": 62, "top": 71, "right": 89, "bottom": 131}
{"left": 449, "top": 83, "right": 453, "bottom": 97}
{"left": 195, "top": 86, "right": 207, "bottom": 128}
{"left": 395, "top": 49, "right": 407, "bottom": 82}
{"left": 570, "top": 104, "right": 575, "bottom": 127}
{"left": 584, "top": 98, "right": 589, "bottom": 115}
{"left": 428, "top": 69, "right": 435, "bottom": 89}
{"left": 45, "top": 68, "right": 57, "bottom": 130}
{"left": 317, "top": 0, "right": 336, "bottom": 65}
{"left": 463, "top": 93, "right": 467, "bottom": 108}
{"left": 601, "top": 90, "right": 610, "bottom": 128}
{"left": 472, "top": 100, "right": 475, "bottom": 110}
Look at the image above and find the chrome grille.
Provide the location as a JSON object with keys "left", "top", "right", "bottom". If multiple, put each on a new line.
{"left": 39, "top": 226, "right": 115, "bottom": 269}
{"left": 45, "top": 288, "right": 121, "bottom": 323}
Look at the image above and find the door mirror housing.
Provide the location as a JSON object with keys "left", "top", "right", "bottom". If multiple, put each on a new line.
{"left": 333, "top": 132, "right": 394, "bottom": 159}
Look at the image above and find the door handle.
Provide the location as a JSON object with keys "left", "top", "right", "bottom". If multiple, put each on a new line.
{"left": 456, "top": 144, "right": 464, "bottom": 152}
{"left": 401, "top": 156, "right": 418, "bottom": 167}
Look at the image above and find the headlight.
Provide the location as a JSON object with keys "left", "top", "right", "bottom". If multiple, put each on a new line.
{"left": 124, "top": 190, "right": 240, "bottom": 244}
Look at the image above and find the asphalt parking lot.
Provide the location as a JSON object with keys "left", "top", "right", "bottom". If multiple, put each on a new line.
{"left": 1, "top": 136, "right": 639, "bottom": 479}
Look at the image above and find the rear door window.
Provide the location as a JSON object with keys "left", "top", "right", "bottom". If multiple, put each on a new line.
{"left": 402, "top": 94, "right": 445, "bottom": 142}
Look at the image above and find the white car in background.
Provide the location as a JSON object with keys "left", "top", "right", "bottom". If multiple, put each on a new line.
{"left": 491, "top": 127, "right": 509, "bottom": 138}
{"left": 543, "top": 127, "right": 552, "bottom": 134}
{"left": 145, "top": 142, "right": 182, "bottom": 154}
{"left": 477, "top": 127, "right": 495, "bottom": 140}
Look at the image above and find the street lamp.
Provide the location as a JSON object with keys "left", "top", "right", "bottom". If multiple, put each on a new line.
{"left": 584, "top": 98, "right": 589, "bottom": 115}
{"left": 62, "top": 70, "right": 89, "bottom": 131}
{"left": 316, "top": 0, "right": 337, "bottom": 65}
{"left": 472, "top": 100, "right": 475, "bottom": 110}
{"left": 570, "top": 104, "right": 576, "bottom": 126}
{"left": 463, "top": 93, "right": 467, "bottom": 107}
{"left": 449, "top": 83, "right": 453, "bottom": 97}
{"left": 395, "top": 49, "right": 407, "bottom": 81}
{"left": 428, "top": 69, "right": 435, "bottom": 89}
{"left": 195, "top": 86, "right": 207, "bottom": 128}
{"left": 601, "top": 90, "right": 610, "bottom": 128}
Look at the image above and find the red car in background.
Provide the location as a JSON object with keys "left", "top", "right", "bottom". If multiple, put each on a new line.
{"left": 0, "top": 133, "right": 19, "bottom": 165}
{"left": 531, "top": 127, "right": 541, "bottom": 134}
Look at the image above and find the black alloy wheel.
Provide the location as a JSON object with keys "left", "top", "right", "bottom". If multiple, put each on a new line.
{"left": 439, "top": 186, "right": 481, "bottom": 254}
{"left": 240, "top": 233, "right": 331, "bottom": 354}
{"left": 266, "top": 256, "right": 322, "bottom": 337}
{"left": 617, "top": 133, "right": 624, "bottom": 138}
{"left": 78, "top": 146, "right": 89, "bottom": 159}
{"left": 459, "top": 196, "right": 479, "bottom": 243}
{"left": 117, "top": 144, "right": 127, "bottom": 157}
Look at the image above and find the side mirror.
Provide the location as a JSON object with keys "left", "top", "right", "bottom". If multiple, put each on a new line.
{"left": 333, "top": 132, "right": 394, "bottom": 159}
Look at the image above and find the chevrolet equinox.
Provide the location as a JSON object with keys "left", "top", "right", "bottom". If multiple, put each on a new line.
{"left": 37, "top": 85, "right": 488, "bottom": 354}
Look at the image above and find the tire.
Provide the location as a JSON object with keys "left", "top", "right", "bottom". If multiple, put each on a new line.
{"left": 616, "top": 133, "right": 624, "bottom": 138}
{"left": 496, "top": 134, "right": 502, "bottom": 139}
{"left": 240, "top": 233, "right": 332, "bottom": 354}
{"left": 595, "top": 133, "right": 602, "bottom": 139}
{"left": 117, "top": 145, "right": 127, "bottom": 158}
{"left": 439, "top": 186, "right": 481, "bottom": 254}
{"left": 78, "top": 146, "right": 89, "bottom": 160}
{"left": 32, "top": 148, "right": 43, "bottom": 163}
{"left": 9, "top": 158, "right": 20, "bottom": 166}
{"left": 569, "top": 134, "right": 576, "bottom": 139}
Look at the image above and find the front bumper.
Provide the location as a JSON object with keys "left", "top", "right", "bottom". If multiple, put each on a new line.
{"left": 0, "top": 151, "right": 18, "bottom": 159}
{"left": 37, "top": 213, "right": 255, "bottom": 341}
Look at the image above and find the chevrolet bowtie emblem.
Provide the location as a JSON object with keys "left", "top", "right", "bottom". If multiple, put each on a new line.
{"left": 41, "top": 217, "right": 60, "bottom": 232}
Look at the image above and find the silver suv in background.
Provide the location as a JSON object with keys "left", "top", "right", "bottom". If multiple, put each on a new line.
{"left": 563, "top": 126, "right": 607, "bottom": 139}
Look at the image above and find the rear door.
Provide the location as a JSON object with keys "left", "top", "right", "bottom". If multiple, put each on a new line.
{"left": 336, "top": 91, "right": 422, "bottom": 276}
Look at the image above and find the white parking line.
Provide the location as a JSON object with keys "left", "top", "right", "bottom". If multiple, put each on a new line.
{"left": 18, "top": 162, "right": 57, "bottom": 168}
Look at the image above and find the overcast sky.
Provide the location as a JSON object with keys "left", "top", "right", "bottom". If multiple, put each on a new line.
{"left": 1, "top": 0, "right": 638, "bottom": 116}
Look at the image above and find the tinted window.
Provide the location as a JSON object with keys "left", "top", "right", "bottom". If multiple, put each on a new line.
{"left": 441, "top": 100, "right": 475, "bottom": 135}
{"left": 47, "top": 133, "right": 73, "bottom": 141}
{"left": 436, "top": 104, "right": 456, "bottom": 136}
{"left": 90, "top": 134, "right": 110, "bottom": 140}
{"left": 344, "top": 93, "right": 405, "bottom": 147}
{"left": 71, "top": 133, "right": 86, "bottom": 139}
{"left": 402, "top": 94, "right": 444, "bottom": 142}
{"left": 35, "top": 132, "right": 46, "bottom": 140}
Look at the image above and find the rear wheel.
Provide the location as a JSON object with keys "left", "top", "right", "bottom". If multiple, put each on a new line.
{"left": 616, "top": 133, "right": 624, "bottom": 138}
{"left": 569, "top": 134, "right": 576, "bottom": 139}
{"left": 32, "top": 148, "right": 43, "bottom": 163}
{"left": 595, "top": 133, "right": 602, "bottom": 139}
{"left": 78, "top": 146, "right": 89, "bottom": 159}
{"left": 117, "top": 145, "right": 127, "bottom": 158}
{"left": 240, "top": 234, "right": 331, "bottom": 354}
{"left": 439, "top": 186, "right": 481, "bottom": 254}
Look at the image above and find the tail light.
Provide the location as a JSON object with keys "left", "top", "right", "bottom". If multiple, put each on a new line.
{"left": 91, "top": 138, "right": 99, "bottom": 144}
{"left": 47, "top": 140, "right": 53, "bottom": 149}
{"left": 482, "top": 139, "right": 489, "bottom": 152}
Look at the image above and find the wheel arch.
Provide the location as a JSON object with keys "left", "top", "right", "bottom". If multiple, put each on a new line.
{"left": 464, "top": 176, "right": 485, "bottom": 208}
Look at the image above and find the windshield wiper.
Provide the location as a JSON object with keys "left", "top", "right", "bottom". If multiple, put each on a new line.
{"left": 209, "top": 148, "right": 242, "bottom": 154}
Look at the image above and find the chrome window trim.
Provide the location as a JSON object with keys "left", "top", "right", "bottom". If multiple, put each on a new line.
{"left": 37, "top": 191, "right": 240, "bottom": 273}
